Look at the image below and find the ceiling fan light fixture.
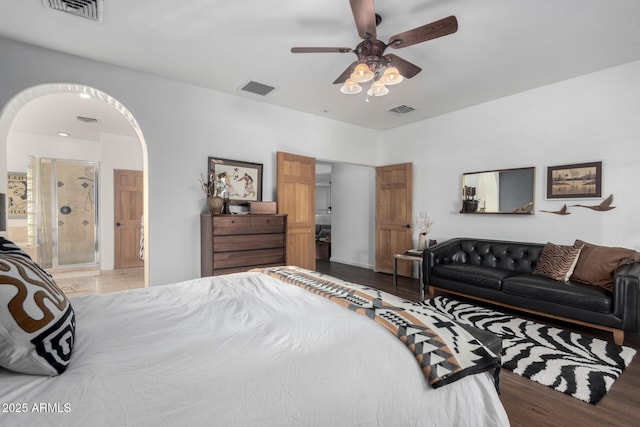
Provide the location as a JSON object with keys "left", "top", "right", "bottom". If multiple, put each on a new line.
{"left": 367, "top": 80, "right": 389, "bottom": 97}
{"left": 381, "top": 67, "right": 403, "bottom": 85}
{"left": 340, "top": 79, "right": 363, "bottom": 94}
{"left": 350, "top": 63, "right": 374, "bottom": 83}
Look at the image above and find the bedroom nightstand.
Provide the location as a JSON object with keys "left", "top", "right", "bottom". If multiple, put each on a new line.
{"left": 393, "top": 252, "right": 424, "bottom": 300}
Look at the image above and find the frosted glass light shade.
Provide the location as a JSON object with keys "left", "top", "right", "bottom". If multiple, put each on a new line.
{"left": 350, "top": 63, "right": 374, "bottom": 83}
{"left": 367, "top": 80, "right": 389, "bottom": 97}
{"left": 381, "top": 67, "right": 403, "bottom": 85}
{"left": 340, "top": 79, "right": 362, "bottom": 94}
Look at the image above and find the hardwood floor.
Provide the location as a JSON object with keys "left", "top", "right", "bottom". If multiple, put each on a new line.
{"left": 315, "top": 260, "right": 640, "bottom": 427}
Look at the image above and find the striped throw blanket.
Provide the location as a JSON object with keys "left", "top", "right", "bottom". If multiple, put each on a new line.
{"left": 254, "top": 266, "right": 500, "bottom": 389}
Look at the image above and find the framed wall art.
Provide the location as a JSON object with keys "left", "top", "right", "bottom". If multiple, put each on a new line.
{"left": 546, "top": 161, "right": 602, "bottom": 199}
{"left": 7, "top": 172, "right": 28, "bottom": 219}
{"left": 208, "top": 157, "right": 263, "bottom": 204}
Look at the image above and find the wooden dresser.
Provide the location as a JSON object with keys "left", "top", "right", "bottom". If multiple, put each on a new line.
{"left": 200, "top": 213, "right": 287, "bottom": 276}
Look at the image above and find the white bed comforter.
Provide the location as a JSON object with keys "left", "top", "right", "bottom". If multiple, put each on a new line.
{"left": 0, "top": 272, "right": 509, "bottom": 426}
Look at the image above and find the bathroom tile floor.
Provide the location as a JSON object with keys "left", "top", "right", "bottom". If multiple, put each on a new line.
{"left": 53, "top": 267, "right": 145, "bottom": 297}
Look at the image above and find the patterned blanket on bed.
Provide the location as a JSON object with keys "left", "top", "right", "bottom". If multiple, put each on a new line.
{"left": 254, "top": 266, "right": 500, "bottom": 389}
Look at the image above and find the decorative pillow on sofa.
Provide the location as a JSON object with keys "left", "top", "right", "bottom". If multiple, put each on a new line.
{"left": 0, "top": 249, "right": 75, "bottom": 376}
{"left": 571, "top": 240, "right": 640, "bottom": 291}
{"left": 533, "top": 242, "right": 583, "bottom": 282}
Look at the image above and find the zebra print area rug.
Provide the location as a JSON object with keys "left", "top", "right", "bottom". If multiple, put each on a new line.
{"left": 423, "top": 296, "right": 636, "bottom": 404}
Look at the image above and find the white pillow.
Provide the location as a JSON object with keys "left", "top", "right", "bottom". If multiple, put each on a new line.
{"left": 0, "top": 253, "right": 75, "bottom": 375}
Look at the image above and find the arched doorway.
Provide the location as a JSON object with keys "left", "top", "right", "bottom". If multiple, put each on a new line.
{"left": 0, "top": 83, "right": 149, "bottom": 286}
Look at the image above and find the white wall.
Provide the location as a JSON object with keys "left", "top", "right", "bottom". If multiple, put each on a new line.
{"left": 99, "top": 132, "right": 144, "bottom": 269}
{"left": 2, "top": 37, "right": 637, "bottom": 286}
{"left": 382, "top": 60, "right": 640, "bottom": 251}
{"left": 330, "top": 163, "right": 376, "bottom": 269}
{"left": 6, "top": 130, "right": 142, "bottom": 269}
{"left": 0, "top": 37, "right": 383, "bottom": 285}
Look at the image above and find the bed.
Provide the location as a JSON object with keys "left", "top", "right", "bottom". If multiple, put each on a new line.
{"left": 0, "top": 244, "right": 509, "bottom": 426}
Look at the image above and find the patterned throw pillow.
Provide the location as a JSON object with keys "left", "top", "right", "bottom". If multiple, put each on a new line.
{"left": 0, "top": 251, "right": 76, "bottom": 375}
{"left": 0, "top": 237, "right": 33, "bottom": 260}
{"left": 533, "top": 242, "right": 583, "bottom": 282}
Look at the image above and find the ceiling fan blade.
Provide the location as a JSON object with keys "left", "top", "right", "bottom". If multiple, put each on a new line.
{"left": 349, "top": 0, "right": 377, "bottom": 40}
{"left": 333, "top": 61, "right": 358, "bottom": 84}
{"left": 384, "top": 54, "right": 422, "bottom": 79}
{"left": 291, "top": 47, "right": 353, "bottom": 53}
{"left": 387, "top": 15, "right": 458, "bottom": 49}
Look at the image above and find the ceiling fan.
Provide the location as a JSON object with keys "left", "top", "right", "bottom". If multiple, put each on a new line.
{"left": 290, "top": 0, "right": 458, "bottom": 97}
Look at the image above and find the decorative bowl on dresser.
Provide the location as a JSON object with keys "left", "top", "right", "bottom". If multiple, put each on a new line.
{"left": 201, "top": 213, "right": 287, "bottom": 276}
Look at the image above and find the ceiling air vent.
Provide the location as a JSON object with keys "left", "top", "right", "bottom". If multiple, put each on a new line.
{"left": 77, "top": 116, "right": 98, "bottom": 123}
{"left": 388, "top": 105, "right": 416, "bottom": 115}
{"left": 42, "top": 0, "right": 104, "bottom": 22}
{"left": 240, "top": 81, "right": 277, "bottom": 97}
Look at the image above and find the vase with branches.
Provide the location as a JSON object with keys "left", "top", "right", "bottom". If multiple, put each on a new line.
{"left": 200, "top": 173, "right": 227, "bottom": 214}
{"left": 416, "top": 212, "right": 434, "bottom": 250}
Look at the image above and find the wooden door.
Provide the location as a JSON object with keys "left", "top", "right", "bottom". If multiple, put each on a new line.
{"left": 277, "top": 152, "right": 315, "bottom": 270}
{"left": 114, "top": 170, "right": 144, "bottom": 269}
{"left": 375, "top": 163, "right": 413, "bottom": 275}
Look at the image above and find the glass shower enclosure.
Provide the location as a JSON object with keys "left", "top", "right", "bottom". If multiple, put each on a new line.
{"left": 29, "top": 158, "right": 99, "bottom": 269}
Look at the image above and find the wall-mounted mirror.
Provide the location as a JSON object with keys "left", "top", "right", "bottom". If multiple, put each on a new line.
{"left": 461, "top": 167, "right": 535, "bottom": 214}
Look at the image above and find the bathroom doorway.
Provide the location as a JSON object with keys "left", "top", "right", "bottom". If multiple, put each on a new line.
{"left": 1, "top": 83, "right": 149, "bottom": 285}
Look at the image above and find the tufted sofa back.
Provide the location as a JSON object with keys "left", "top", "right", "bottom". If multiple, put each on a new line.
{"left": 429, "top": 238, "right": 544, "bottom": 273}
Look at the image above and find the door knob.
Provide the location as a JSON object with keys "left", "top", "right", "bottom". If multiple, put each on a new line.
{"left": 116, "top": 222, "right": 121, "bottom": 227}
{"left": 405, "top": 224, "right": 411, "bottom": 228}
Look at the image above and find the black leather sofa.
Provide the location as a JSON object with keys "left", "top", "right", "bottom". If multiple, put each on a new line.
{"left": 423, "top": 238, "right": 640, "bottom": 345}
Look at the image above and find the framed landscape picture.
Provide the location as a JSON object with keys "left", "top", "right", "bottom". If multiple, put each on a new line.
{"left": 208, "top": 157, "right": 263, "bottom": 204}
{"left": 546, "top": 161, "right": 602, "bottom": 199}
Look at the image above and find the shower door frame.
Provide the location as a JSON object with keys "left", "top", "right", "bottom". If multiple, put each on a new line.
{"left": 41, "top": 158, "right": 100, "bottom": 270}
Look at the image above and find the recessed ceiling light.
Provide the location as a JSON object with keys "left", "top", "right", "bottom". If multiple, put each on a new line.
{"left": 57, "top": 132, "right": 69, "bottom": 137}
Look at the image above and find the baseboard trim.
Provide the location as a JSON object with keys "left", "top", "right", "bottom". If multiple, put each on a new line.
{"left": 328, "top": 257, "right": 373, "bottom": 270}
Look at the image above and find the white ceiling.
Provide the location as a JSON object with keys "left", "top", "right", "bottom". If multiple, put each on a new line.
{"left": 1, "top": 0, "right": 640, "bottom": 135}
{"left": 10, "top": 92, "right": 137, "bottom": 141}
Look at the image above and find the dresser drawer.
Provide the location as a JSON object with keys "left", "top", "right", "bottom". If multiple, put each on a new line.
{"left": 212, "top": 234, "right": 285, "bottom": 252}
{"left": 212, "top": 248, "right": 286, "bottom": 270}
{"left": 201, "top": 213, "right": 287, "bottom": 278}
{"left": 212, "top": 215, "right": 285, "bottom": 235}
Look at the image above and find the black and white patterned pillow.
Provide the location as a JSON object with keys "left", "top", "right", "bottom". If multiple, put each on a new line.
{"left": 0, "top": 237, "right": 52, "bottom": 279}
{"left": 0, "top": 237, "right": 32, "bottom": 260}
{"left": 0, "top": 248, "right": 75, "bottom": 375}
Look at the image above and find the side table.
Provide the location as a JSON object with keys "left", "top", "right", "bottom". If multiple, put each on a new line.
{"left": 393, "top": 251, "right": 424, "bottom": 300}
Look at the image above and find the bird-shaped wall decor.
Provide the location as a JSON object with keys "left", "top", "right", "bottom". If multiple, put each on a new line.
{"left": 540, "top": 204, "right": 570, "bottom": 215}
{"left": 512, "top": 201, "right": 534, "bottom": 214}
{"left": 571, "top": 194, "right": 616, "bottom": 211}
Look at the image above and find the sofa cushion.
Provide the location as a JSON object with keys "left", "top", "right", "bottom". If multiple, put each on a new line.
{"left": 450, "top": 241, "right": 542, "bottom": 273}
{"left": 431, "top": 264, "right": 516, "bottom": 291}
{"left": 502, "top": 273, "right": 612, "bottom": 313}
{"left": 533, "top": 242, "right": 582, "bottom": 282}
{"left": 571, "top": 240, "right": 640, "bottom": 291}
